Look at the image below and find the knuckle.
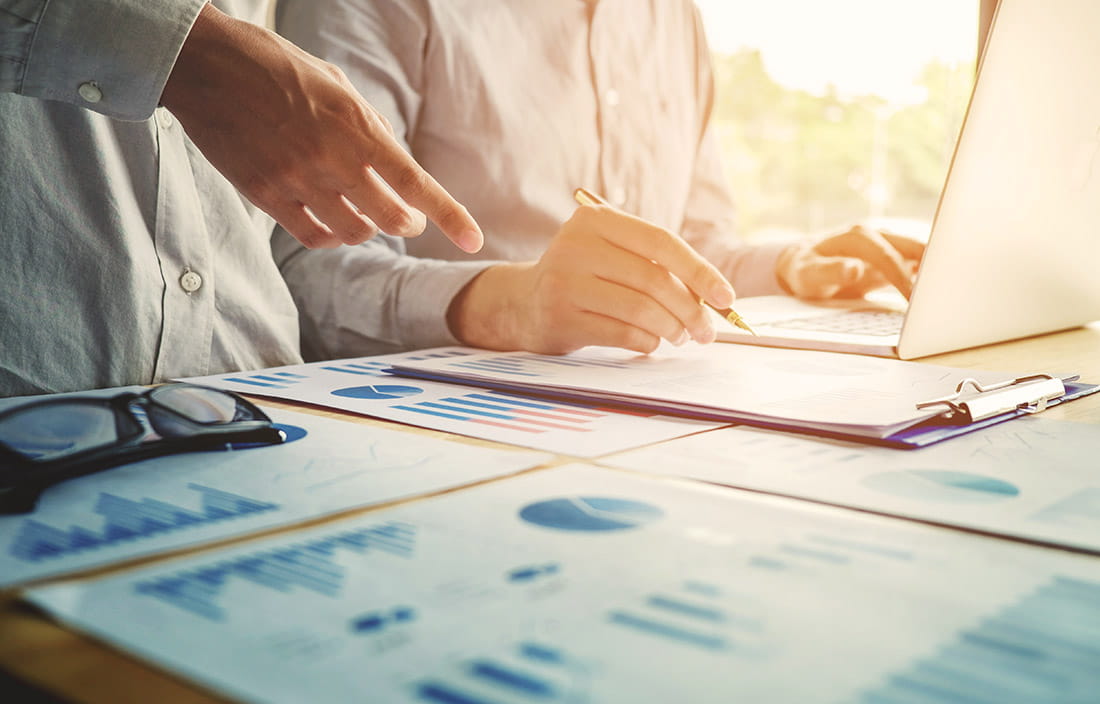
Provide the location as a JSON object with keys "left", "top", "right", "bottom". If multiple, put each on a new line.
{"left": 376, "top": 204, "right": 417, "bottom": 235}
{"left": 240, "top": 174, "right": 280, "bottom": 210}
{"left": 390, "top": 167, "right": 430, "bottom": 198}
{"left": 622, "top": 329, "right": 659, "bottom": 354}
{"left": 339, "top": 223, "right": 379, "bottom": 245}
{"left": 295, "top": 227, "right": 331, "bottom": 250}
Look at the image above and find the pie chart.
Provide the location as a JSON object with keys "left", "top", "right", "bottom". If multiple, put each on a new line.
{"left": 331, "top": 385, "right": 424, "bottom": 401}
{"left": 519, "top": 497, "right": 663, "bottom": 532}
{"left": 862, "top": 470, "right": 1020, "bottom": 503}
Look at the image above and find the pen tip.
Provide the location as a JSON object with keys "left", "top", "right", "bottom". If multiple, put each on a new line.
{"left": 733, "top": 318, "right": 758, "bottom": 336}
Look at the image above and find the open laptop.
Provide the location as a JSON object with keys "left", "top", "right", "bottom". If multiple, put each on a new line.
{"left": 718, "top": 0, "right": 1100, "bottom": 359}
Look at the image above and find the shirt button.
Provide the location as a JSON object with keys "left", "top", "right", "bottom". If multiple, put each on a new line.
{"left": 609, "top": 187, "right": 627, "bottom": 206}
{"left": 179, "top": 269, "right": 203, "bottom": 294}
{"left": 77, "top": 81, "right": 103, "bottom": 104}
{"left": 605, "top": 88, "right": 621, "bottom": 108}
{"left": 156, "top": 108, "right": 174, "bottom": 129}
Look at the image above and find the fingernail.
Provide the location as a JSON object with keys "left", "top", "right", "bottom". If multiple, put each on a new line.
{"left": 845, "top": 260, "right": 865, "bottom": 282}
{"left": 710, "top": 283, "right": 735, "bottom": 309}
{"left": 458, "top": 228, "right": 483, "bottom": 253}
{"left": 673, "top": 330, "right": 689, "bottom": 346}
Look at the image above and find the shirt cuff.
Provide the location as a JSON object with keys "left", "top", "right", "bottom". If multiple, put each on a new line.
{"left": 18, "top": 0, "right": 207, "bottom": 120}
{"left": 726, "top": 240, "right": 796, "bottom": 298}
{"left": 392, "top": 260, "right": 495, "bottom": 349}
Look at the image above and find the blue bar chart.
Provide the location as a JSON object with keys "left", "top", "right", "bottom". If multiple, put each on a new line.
{"left": 857, "top": 576, "right": 1100, "bottom": 702}
{"left": 9, "top": 484, "right": 278, "bottom": 563}
{"left": 136, "top": 522, "right": 416, "bottom": 621}
{"left": 608, "top": 580, "right": 736, "bottom": 654}
{"left": 416, "top": 641, "right": 585, "bottom": 704}
{"left": 184, "top": 350, "right": 727, "bottom": 456}
{"left": 445, "top": 352, "right": 634, "bottom": 379}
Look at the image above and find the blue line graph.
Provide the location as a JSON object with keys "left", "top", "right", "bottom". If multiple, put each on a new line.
{"left": 135, "top": 521, "right": 416, "bottom": 621}
{"left": 8, "top": 484, "right": 279, "bottom": 563}
{"left": 223, "top": 371, "right": 308, "bottom": 389}
{"left": 857, "top": 576, "right": 1100, "bottom": 702}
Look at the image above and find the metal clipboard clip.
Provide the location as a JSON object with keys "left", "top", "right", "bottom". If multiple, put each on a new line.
{"left": 916, "top": 374, "right": 1069, "bottom": 425}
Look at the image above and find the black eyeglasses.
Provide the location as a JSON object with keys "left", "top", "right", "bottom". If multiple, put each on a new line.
{"left": 0, "top": 384, "right": 285, "bottom": 514}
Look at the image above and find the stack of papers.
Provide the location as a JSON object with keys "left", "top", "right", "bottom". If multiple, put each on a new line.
{"left": 390, "top": 344, "right": 1087, "bottom": 444}
{"left": 25, "top": 465, "right": 1100, "bottom": 703}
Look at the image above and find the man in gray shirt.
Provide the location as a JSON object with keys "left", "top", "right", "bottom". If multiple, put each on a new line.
{"left": 0, "top": 0, "right": 484, "bottom": 396}
{"left": 274, "top": 0, "right": 923, "bottom": 360}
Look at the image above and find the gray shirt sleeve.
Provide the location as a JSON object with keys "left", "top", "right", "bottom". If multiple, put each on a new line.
{"left": 275, "top": 0, "right": 490, "bottom": 359}
{"left": 272, "top": 228, "right": 491, "bottom": 360}
{"left": 0, "top": 0, "right": 206, "bottom": 120}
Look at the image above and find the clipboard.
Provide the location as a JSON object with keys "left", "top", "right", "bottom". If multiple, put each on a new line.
{"left": 386, "top": 345, "right": 1100, "bottom": 449}
{"left": 885, "top": 374, "right": 1098, "bottom": 448}
{"left": 389, "top": 358, "right": 1098, "bottom": 450}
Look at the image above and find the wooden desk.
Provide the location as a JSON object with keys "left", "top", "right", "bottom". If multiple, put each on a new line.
{"left": 3, "top": 325, "right": 1099, "bottom": 703}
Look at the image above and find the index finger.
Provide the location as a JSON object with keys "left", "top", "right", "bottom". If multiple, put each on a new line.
{"left": 364, "top": 131, "right": 484, "bottom": 254}
{"left": 879, "top": 230, "right": 927, "bottom": 261}
{"left": 576, "top": 205, "right": 736, "bottom": 309}
{"left": 815, "top": 228, "right": 914, "bottom": 299}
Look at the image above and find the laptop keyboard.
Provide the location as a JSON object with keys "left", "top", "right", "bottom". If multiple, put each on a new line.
{"left": 768, "top": 310, "right": 905, "bottom": 337}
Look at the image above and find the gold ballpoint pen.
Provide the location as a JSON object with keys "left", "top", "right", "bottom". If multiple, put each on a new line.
{"left": 572, "top": 187, "right": 757, "bottom": 336}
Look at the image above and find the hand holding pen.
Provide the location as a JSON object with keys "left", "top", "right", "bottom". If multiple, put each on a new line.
{"left": 446, "top": 189, "right": 743, "bottom": 354}
{"left": 573, "top": 188, "right": 756, "bottom": 335}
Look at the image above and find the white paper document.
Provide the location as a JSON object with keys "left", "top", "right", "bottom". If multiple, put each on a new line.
{"left": 0, "top": 407, "right": 547, "bottom": 588}
{"left": 390, "top": 344, "right": 1026, "bottom": 439}
{"left": 27, "top": 465, "right": 1100, "bottom": 703}
{"left": 182, "top": 349, "right": 726, "bottom": 456}
{"left": 602, "top": 416, "right": 1100, "bottom": 553}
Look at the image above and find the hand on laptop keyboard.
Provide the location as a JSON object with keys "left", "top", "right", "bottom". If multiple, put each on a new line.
{"left": 775, "top": 225, "right": 924, "bottom": 301}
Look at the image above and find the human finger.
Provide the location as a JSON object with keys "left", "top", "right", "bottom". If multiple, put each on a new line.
{"left": 784, "top": 252, "right": 867, "bottom": 299}
{"left": 300, "top": 192, "right": 380, "bottom": 246}
{"left": 813, "top": 227, "right": 914, "bottom": 299}
{"left": 342, "top": 167, "right": 426, "bottom": 239}
{"left": 574, "top": 206, "right": 735, "bottom": 309}
{"left": 573, "top": 276, "right": 692, "bottom": 346}
{"left": 360, "top": 125, "right": 484, "bottom": 253}
{"left": 878, "top": 231, "right": 927, "bottom": 261}
{"left": 580, "top": 238, "right": 715, "bottom": 343}
{"left": 265, "top": 199, "right": 342, "bottom": 249}
{"left": 560, "top": 311, "right": 663, "bottom": 355}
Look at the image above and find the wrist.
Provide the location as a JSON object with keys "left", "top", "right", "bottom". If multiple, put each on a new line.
{"left": 775, "top": 243, "right": 799, "bottom": 296}
{"left": 161, "top": 3, "right": 256, "bottom": 118}
{"left": 446, "top": 262, "right": 532, "bottom": 350}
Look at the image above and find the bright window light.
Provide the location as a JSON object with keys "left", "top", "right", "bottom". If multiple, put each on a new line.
{"left": 695, "top": 0, "right": 980, "bottom": 241}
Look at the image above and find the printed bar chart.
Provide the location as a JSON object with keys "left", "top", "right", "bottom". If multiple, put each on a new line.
{"left": 136, "top": 522, "right": 416, "bottom": 621}
{"left": 857, "top": 576, "right": 1100, "bottom": 702}
{"left": 184, "top": 349, "right": 727, "bottom": 456}
{"left": 9, "top": 484, "right": 278, "bottom": 563}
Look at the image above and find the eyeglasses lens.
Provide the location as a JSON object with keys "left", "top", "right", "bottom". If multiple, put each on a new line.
{"left": 0, "top": 404, "right": 120, "bottom": 461}
{"left": 149, "top": 386, "right": 247, "bottom": 432}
